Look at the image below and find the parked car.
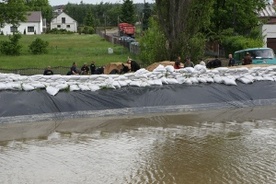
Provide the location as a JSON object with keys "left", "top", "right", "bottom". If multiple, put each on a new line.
{"left": 234, "top": 47, "right": 276, "bottom": 65}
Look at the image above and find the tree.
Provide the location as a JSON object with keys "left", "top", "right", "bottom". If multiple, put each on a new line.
{"left": 207, "top": 0, "right": 267, "bottom": 55}
{"left": 25, "top": 0, "right": 53, "bottom": 24}
{"left": 0, "top": 34, "right": 22, "bottom": 55}
{"left": 120, "top": 0, "right": 135, "bottom": 24}
{"left": 139, "top": 17, "right": 168, "bottom": 65}
{"left": 0, "top": 0, "right": 28, "bottom": 27}
{"left": 141, "top": 2, "right": 152, "bottom": 31}
{"left": 155, "top": 0, "right": 213, "bottom": 60}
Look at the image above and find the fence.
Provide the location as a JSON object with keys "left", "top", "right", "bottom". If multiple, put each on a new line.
{"left": 97, "top": 30, "right": 140, "bottom": 55}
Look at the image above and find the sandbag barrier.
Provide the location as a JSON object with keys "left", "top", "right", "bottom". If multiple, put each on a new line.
{"left": 1, "top": 64, "right": 276, "bottom": 96}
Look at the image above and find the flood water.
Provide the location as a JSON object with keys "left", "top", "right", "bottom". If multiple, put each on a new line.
{"left": 1, "top": 106, "right": 276, "bottom": 184}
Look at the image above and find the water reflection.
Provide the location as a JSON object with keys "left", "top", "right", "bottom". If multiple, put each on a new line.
{"left": 0, "top": 107, "right": 276, "bottom": 184}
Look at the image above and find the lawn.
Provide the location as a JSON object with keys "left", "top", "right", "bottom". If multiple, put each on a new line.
{"left": 0, "top": 34, "right": 136, "bottom": 71}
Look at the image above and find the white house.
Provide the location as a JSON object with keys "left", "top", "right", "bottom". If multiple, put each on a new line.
{"left": 259, "top": 3, "right": 276, "bottom": 52}
{"left": 1, "top": 11, "right": 44, "bottom": 35}
{"left": 50, "top": 12, "right": 78, "bottom": 32}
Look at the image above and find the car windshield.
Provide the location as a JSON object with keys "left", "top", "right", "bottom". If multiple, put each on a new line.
{"left": 251, "top": 49, "right": 275, "bottom": 59}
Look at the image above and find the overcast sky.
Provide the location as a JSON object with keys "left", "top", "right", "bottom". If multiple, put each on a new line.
{"left": 49, "top": 0, "right": 155, "bottom": 6}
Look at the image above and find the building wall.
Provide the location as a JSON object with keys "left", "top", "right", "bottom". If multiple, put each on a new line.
{"left": 1, "top": 22, "right": 42, "bottom": 35}
{"left": 50, "top": 13, "right": 77, "bottom": 32}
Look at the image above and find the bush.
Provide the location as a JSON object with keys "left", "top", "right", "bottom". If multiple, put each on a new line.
{"left": 29, "top": 38, "right": 49, "bottom": 54}
{"left": 0, "top": 34, "right": 22, "bottom": 55}
{"left": 82, "top": 26, "right": 95, "bottom": 34}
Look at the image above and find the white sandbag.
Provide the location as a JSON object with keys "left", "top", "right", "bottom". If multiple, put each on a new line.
{"left": 78, "top": 84, "right": 90, "bottom": 91}
{"left": 152, "top": 79, "right": 163, "bottom": 86}
{"left": 217, "top": 67, "right": 229, "bottom": 73}
{"left": 69, "top": 84, "right": 80, "bottom": 91}
{"left": 129, "top": 80, "right": 141, "bottom": 87}
{"left": 190, "top": 77, "right": 199, "bottom": 84}
{"left": 237, "top": 77, "right": 253, "bottom": 84}
{"left": 10, "top": 82, "right": 22, "bottom": 90}
{"left": 118, "top": 75, "right": 128, "bottom": 80}
{"left": 22, "top": 83, "right": 35, "bottom": 91}
{"left": 118, "top": 80, "right": 128, "bottom": 87}
{"left": 262, "top": 76, "right": 274, "bottom": 81}
{"left": 0, "top": 82, "right": 7, "bottom": 90}
{"left": 153, "top": 65, "right": 166, "bottom": 73}
{"left": 166, "top": 78, "right": 179, "bottom": 84}
{"left": 176, "top": 77, "right": 186, "bottom": 84}
{"left": 46, "top": 86, "right": 59, "bottom": 96}
{"left": 184, "top": 67, "right": 195, "bottom": 74}
{"left": 32, "top": 83, "right": 46, "bottom": 89}
{"left": 55, "top": 83, "right": 69, "bottom": 90}
{"left": 89, "top": 84, "right": 100, "bottom": 91}
{"left": 222, "top": 77, "right": 237, "bottom": 86}
{"left": 140, "top": 81, "right": 150, "bottom": 87}
{"left": 184, "top": 78, "right": 193, "bottom": 85}
{"left": 161, "top": 77, "right": 168, "bottom": 84}
{"left": 213, "top": 76, "right": 223, "bottom": 84}
{"left": 197, "top": 77, "right": 207, "bottom": 83}
{"left": 112, "top": 81, "right": 121, "bottom": 88}
{"left": 165, "top": 65, "right": 175, "bottom": 73}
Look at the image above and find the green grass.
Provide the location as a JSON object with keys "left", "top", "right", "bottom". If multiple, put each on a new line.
{"left": 0, "top": 34, "right": 136, "bottom": 70}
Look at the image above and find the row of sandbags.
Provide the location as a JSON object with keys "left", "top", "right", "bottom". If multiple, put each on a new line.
{"left": 1, "top": 64, "right": 276, "bottom": 96}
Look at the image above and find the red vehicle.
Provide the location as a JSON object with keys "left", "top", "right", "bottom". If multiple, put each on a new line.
{"left": 118, "top": 23, "right": 135, "bottom": 37}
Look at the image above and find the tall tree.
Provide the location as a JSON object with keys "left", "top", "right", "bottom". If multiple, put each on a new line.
{"left": 120, "top": 0, "right": 135, "bottom": 24}
{"left": 142, "top": 2, "right": 152, "bottom": 31}
{"left": 211, "top": 0, "right": 266, "bottom": 36}
{"left": 155, "top": 0, "right": 213, "bottom": 60}
{"left": 25, "top": 0, "right": 52, "bottom": 23}
{"left": 0, "top": 0, "right": 28, "bottom": 27}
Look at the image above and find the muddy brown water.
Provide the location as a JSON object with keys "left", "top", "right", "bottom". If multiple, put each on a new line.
{"left": 1, "top": 106, "right": 276, "bottom": 184}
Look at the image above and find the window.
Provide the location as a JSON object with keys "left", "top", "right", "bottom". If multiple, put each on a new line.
{"left": 28, "top": 26, "right": 34, "bottom": 32}
{"left": 66, "top": 25, "right": 70, "bottom": 28}
{"left": 62, "top": 17, "right": 66, "bottom": 24}
{"left": 10, "top": 26, "right": 17, "bottom": 33}
{"left": 57, "top": 25, "right": 61, "bottom": 28}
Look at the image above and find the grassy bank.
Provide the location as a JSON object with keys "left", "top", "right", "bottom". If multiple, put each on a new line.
{"left": 0, "top": 34, "right": 134, "bottom": 70}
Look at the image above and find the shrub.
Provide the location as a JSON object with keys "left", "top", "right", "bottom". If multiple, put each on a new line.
{"left": 29, "top": 38, "right": 49, "bottom": 54}
{"left": 0, "top": 34, "right": 22, "bottom": 55}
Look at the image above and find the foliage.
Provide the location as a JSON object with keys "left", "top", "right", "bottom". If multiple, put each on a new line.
{"left": 183, "top": 33, "right": 206, "bottom": 63}
{"left": 120, "top": 0, "right": 136, "bottom": 24}
{"left": 221, "top": 35, "right": 264, "bottom": 55}
{"left": 29, "top": 38, "right": 49, "bottom": 54}
{"left": 0, "top": 0, "right": 28, "bottom": 26}
{"left": 142, "top": 2, "right": 152, "bottom": 31}
{"left": 82, "top": 26, "right": 95, "bottom": 34}
{"left": 0, "top": 34, "right": 22, "bottom": 55}
{"left": 210, "top": 0, "right": 266, "bottom": 36}
{"left": 139, "top": 17, "right": 167, "bottom": 66}
{"left": 155, "top": 0, "right": 213, "bottom": 60}
{"left": 47, "top": 28, "right": 74, "bottom": 34}
{"left": 84, "top": 10, "right": 95, "bottom": 27}
{"left": 25, "top": 0, "right": 52, "bottom": 23}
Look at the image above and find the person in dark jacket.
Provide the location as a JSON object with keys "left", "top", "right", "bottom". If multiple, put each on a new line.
{"left": 243, "top": 52, "right": 252, "bottom": 65}
{"left": 90, "top": 61, "right": 96, "bottom": 74}
{"left": 127, "top": 58, "right": 140, "bottom": 72}
{"left": 228, "top": 54, "right": 235, "bottom": 66}
{"left": 80, "top": 63, "right": 89, "bottom": 75}
{"left": 43, "top": 66, "right": 53, "bottom": 75}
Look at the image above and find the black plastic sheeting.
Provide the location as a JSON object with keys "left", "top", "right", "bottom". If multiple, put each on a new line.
{"left": 1, "top": 81, "right": 276, "bottom": 122}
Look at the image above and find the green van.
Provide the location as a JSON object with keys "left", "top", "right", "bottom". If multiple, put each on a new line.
{"left": 234, "top": 47, "right": 276, "bottom": 65}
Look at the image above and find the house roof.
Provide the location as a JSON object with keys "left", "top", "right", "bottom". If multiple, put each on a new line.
{"left": 258, "top": 4, "right": 276, "bottom": 17}
{"left": 26, "top": 11, "right": 42, "bottom": 22}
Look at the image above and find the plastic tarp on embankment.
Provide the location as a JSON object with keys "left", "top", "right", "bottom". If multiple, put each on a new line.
{"left": 1, "top": 81, "right": 276, "bottom": 123}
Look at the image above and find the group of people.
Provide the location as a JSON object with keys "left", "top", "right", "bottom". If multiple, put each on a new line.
{"left": 174, "top": 56, "right": 196, "bottom": 69}
{"left": 173, "top": 52, "right": 251, "bottom": 70}
{"left": 65, "top": 57, "right": 141, "bottom": 76}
